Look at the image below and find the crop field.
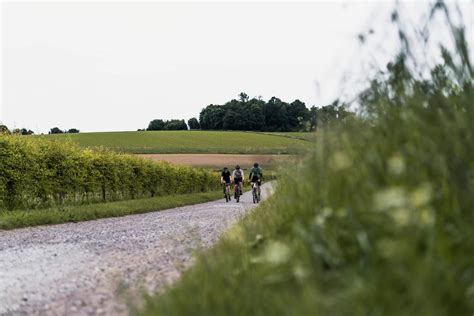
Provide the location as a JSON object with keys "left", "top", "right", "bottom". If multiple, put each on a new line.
{"left": 259, "top": 132, "right": 316, "bottom": 141}
{"left": 138, "top": 154, "right": 292, "bottom": 168}
{"left": 43, "top": 131, "right": 311, "bottom": 154}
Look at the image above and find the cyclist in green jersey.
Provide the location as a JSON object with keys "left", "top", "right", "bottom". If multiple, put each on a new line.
{"left": 249, "top": 162, "right": 263, "bottom": 197}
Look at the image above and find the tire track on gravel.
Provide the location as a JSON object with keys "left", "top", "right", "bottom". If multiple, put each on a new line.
{"left": 0, "top": 183, "right": 273, "bottom": 316}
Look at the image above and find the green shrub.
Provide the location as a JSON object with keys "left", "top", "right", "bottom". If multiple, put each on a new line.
{"left": 0, "top": 136, "right": 219, "bottom": 211}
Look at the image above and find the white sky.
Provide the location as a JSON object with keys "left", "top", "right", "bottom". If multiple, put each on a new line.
{"left": 1, "top": 1, "right": 473, "bottom": 133}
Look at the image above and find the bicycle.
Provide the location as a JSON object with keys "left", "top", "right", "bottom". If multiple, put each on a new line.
{"left": 223, "top": 182, "right": 231, "bottom": 202}
{"left": 251, "top": 182, "right": 261, "bottom": 203}
{"left": 234, "top": 182, "right": 241, "bottom": 203}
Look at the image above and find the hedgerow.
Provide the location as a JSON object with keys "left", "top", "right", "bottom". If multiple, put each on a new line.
{"left": 0, "top": 136, "right": 219, "bottom": 211}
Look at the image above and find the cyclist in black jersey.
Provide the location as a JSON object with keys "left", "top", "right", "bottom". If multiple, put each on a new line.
{"left": 221, "top": 167, "right": 232, "bottom": 199}
{"left": 221, "top": 167, "right": 232, "bottom": 184}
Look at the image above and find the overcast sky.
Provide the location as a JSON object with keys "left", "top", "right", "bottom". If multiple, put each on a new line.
{"left": 1, "top": 1, "right": 473, "bottom": 133}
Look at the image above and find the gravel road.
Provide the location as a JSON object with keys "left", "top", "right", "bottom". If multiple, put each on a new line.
{"left": 0, "top": 183, "right": 273, "bottom": 316}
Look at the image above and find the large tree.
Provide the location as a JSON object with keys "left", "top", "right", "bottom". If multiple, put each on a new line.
{"left": 287, "top": 99, "right": 310, "bottom": 131}
{"left": 187, "top": 118, "right": 200, "bottom": 130}
{"left": 20, "top": 128, "right": 34, "bottom": 135}
{"left": 164, "top": 119, "right": 188, "bottom": 130}
{"left": 263, "top": 97, "right": 289, "bottom": 132}
{"left": 199, "top": 105, "right": 226, "bottom": 130}
{"left": 49, "top": 127, "right": 64, "bottom": 134}
{"left": 147, "top": 119, "right": 166, "bottom": 131}
{"left": 0, "top": 125, "right": 10, "bottom": 134}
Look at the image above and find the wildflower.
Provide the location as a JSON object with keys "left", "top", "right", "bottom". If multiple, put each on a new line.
{"left": 373, "top": 187, "right": 407, "bottom": 211}
{"left": 263, "top": 241, "right": 291, "bottom": 265}
{"left": 314, "top": 214, "right": 326, "bottom": 226}
{"left": 314, "top": 207, "right": 333, "bottom": 226}
{"left": 410, "top": 183, "right": 432, "bottom": 208}
{"left": 388, "top": 153, "right": 405, "bottom": 175}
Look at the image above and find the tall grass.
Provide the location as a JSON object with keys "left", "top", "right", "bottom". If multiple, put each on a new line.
{"left": 0, "top": 136, "right": 219, "bottom": 211}
{"left": 140, "top": 3, "right": 473, "bottom": 315}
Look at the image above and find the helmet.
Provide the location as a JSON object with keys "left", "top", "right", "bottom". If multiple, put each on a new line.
{"left": 223, "top": 166, "right": 228, "bottom": 170}
{"left": 235, "top": 165, "right": 240, "bottom": 170}
{"left": 254, "top": 162, "right": 259, "bottom": 167}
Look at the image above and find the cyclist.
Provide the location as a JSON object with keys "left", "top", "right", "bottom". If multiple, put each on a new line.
{"left": 221, "top": 166, "right": 232, "bottom": 199}
{"left": 232, "top": 165, "right": 244, "bottom": 197}
{"left": 249, "top": 162, "right": 263, "bottom": 197}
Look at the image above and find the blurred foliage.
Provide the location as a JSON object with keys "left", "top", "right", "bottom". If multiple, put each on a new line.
{"left": 140, "top": 2, "right": 473, "bottom": 315}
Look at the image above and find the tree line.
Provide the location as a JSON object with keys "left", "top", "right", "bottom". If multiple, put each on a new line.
{"left": 145, "top": 93, "right": 353, "bottom": 132}
{"left": 195, "top": 93, "right": 353, "bottom": 132}
{"left": 0, "top": 125, "right": 80, "bottom": 135}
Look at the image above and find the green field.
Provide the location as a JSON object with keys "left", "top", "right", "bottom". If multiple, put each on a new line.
{"left": 259, "top": 132, "right": 316, "bottom": 141}
{"left": 42, "top": 131, "right": 311, "bottom": 154}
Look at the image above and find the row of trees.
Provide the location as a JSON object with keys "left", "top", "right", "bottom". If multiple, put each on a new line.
{"left": 145, "top": 94, "right": 353, "bottom": 133}
{"left": 196, "top": 93, "right": 352, "bottom": 132}
{"left": 0, "top": 125, "right": 80, "bottom": 135}
{"left": 49, "top": 127, "right": 80, "bottom": 134}
{"left": 1, "top": 125, "right": 34, "bottom": 135}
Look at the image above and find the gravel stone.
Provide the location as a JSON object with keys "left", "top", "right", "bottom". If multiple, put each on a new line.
{"left": 0, "top": 183, "right": 273, "bottom": 315}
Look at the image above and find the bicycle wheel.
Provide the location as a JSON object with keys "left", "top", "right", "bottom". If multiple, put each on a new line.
{"left": 236, "top": 186, "right": 240, "bottom": 203}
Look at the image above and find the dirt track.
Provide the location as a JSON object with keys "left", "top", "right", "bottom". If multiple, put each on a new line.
{"left": 0, "top": 183, "right": 273, "bottom": 316}
{"left": 138, "top": 153, "right": 291, "bottom": 167}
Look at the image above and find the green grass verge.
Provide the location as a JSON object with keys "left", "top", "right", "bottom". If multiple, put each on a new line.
{"left": 139, "top": 100, "right": 473, "bottom": 314}
{"left": 40, "top": 131, "right": 309, "bottom": 154}
{"left": 0, "top": 190, "right": 223, "bottom": 230}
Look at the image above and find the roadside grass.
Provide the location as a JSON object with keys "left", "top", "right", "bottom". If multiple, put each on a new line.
{"left": 41, "top": 131, "right": 309, "bottom": 154}
{"left": 0, "top": 190, "right": 223, "bottom": 230}
{"left": 139, "top": 89, "right": 473, "bottom": 314}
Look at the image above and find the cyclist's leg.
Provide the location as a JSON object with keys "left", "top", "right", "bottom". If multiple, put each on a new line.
{"left": 234, "top": 180, "right": 238, "bottom": 197}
